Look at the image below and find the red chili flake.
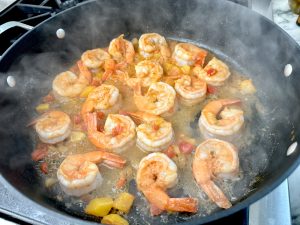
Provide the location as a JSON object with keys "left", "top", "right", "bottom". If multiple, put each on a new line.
{"left": 207, "top": 85, "right": 217, "bottom": 94}
{"left": 42, "top": 93, "right": 54, "bottom": 103}
{"left": 150, "top": 204, "right": 164, "bottom": 216}
{"left": 152, "top": 123, "right": 160, "bottom": 131}
{"left": 206, "top": 68, "right": 217, "bottom": 76}
{"left": 73, "top": 114, "right": 81, "bottom": 125}
{"left": 163, "top": 145, "right": 176, "bottom": 159}
{"left": 31, "top": 145, "right": 48, "bottom": 161}
{"left": 40, "top": 162, "right": 48, "bottom": 174}
{"left": 115, "top": 176, "right": 127, "bottom": 189}
{"left": 112, "top": 125, "right": 123, "bottom": 137}
{"left": 178, "top": 141, "right": 195, "bottom": 154}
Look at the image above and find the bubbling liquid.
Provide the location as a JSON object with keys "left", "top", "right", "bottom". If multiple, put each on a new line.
{"left": 33, "top": 39, "right": 271, "bottom": 224}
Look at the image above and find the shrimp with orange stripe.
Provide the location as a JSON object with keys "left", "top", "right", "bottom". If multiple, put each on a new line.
{"left": 124, "top": 111, "right": 174, "bottom": 152}
{"left": 86, "top": 112, "right": 136, "bottom": 153}
{"left": 57, "top": 150, "right": 126, "bottom": 196}
{"left": 193, "top": 139, "right": 239, "bottom": 209}
{"left": 137, "top": 152, "right": 198, "bottom": 214}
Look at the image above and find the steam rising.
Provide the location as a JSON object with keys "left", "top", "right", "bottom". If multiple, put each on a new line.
{"left": 0, "top": 0, "right": 299, "bottom": 224}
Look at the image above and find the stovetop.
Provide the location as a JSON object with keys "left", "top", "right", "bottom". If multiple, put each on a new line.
{"left": 0, "top": 0, "right": 293, "bottom": 225}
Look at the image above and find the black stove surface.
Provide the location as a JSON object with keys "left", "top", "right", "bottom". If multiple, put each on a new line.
{"left": 0, "top": 0, "right": 251, "bottom": 224}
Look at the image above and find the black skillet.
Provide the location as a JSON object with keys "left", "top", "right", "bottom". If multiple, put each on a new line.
{"left": 0, "top": 0, "right": 300, "bottom": 224}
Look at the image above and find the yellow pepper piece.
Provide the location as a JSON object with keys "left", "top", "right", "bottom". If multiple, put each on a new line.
{"left": 35, "top": 103, "right": 49, "bottom": 113}
{"left": 70, "top": 131, "right": 86, "bottom": 142}
{"left": 85, "top": 197, "right": 113, "bottom": 217}
{"left": 101, "top": 214, "right": 129, "bottom": 225}
{"left": 80, "top": 86, "right": 96, "bottom": 98}
{"left": 181, "top": 65, "right": 190, "bottom": 75}
{"left": 113, "top": 192, "right": 135, "bottom": 213}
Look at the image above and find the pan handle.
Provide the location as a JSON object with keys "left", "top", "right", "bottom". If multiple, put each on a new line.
{"left": 0, "top": 21, "right": 33, "bottom": 35}
{"left": 0, "top": 22, "right": 33, "bottom": 60}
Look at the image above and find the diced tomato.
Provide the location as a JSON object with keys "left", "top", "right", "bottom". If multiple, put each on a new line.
{"left": 42, "top": 93, "right": 54, "bottom": 103}
{"left": 178, "top": 141, "right": 195, "bottom": 154}
{"left": 40, "top": 162, "right": 48, "bottom": 174}
{"left": 73, "top": 114, "right": 81, "bottom": 124}
{"left": 96, "top": 111, "right": 105, "bottom": 120}
{"left": 150, "top": 204, "right": 164, "bottom": 216}
{"left": 115, "top": 176, "right": 127, "bottom": 189}
{"left": 207, "top": 85, "right": 217, "bottom": 94}
{"left": 206, "top": 68, "right": 217, "bottom": 76}
{"left": 163, "top": 145, "right": 176, "bottom": 159}
{"left": 195, "top": 50, "right": 208, "bottom": 67}
{"left": 31, "top": 145, "right": 48, "bottom": 161}
{"left": 91, "top": 77, "right": 102, "bottom": 86}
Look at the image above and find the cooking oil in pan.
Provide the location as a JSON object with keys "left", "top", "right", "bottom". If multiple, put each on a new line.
{"left": 33, "top": 40, "right": 273, "bottom": 224}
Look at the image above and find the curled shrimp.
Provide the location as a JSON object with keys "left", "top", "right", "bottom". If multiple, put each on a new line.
{"left": 52, "top": 61, "right": 91, "bottom": 98}
{"left": 108, "top": 34, "right": 135, "bottom": 64}
{"left": 138, "top": 33, "right": 171, "bottom": 59}
{"left": 199, "top": 99, "right": 244, "bottom": 136}
{"left": 137, "top": 152, "right": 198, "bottom": 213}
{"left": 193, "top": 57, "right": 230, "bottom": 86}
{"left": 35, "top": 111, "right": 71, "bottom": 144}
{"left": 172, "top": 43, "right": 207, "bottom": 67}
{"left": 86, "top": 112, "right": 136, "bottom": 153}
{"left": 135, "top": 60, "right": 163, "bottom": 87}
{"left": 193, "top": 139, "right": 239, "bottom": 209}
{"left": 81, "top": 84, "right": 121, "bottom": 120}
{"left": 125, "top": 111, "right": 174, "bottom": 152}
{"left": 175, "top": 75, "right": 207, "bottom": 106}
{"left": 81, "top": 48, "right": 111, "bottom": 69}
{"left": 133, "top": 82, "right": 176, "bottom": 116}
{"left": 57, "top": 150, "right": 126, "bottom": 196}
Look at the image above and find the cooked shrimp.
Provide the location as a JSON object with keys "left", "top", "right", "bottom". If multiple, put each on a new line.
{"left": 81, "top": 48, "right": 110, "bottom": 69}
{"left": 35, "top": 111, "right": 71, "bottom": 144}
{"left": 175, "top": 75, "right": 207, "bottom": 106}
{"left": 193, "top": 57, "right": 230, "bottom": 86}
{"left": 133, "top": 82, "right": 176, "bottom": 116}
{"left": 86, "top": 112, "right": 136, "bottom": 153}
{"left": 125, "top": 112, "right": 174, "bottom": 152}
{"left": 135, "top": 60, "right": 163, "bottom": 87}
{"left": 199, "top": 99, "right": 244, "bottom": 136}
{"left": 193, "top": 139, "right": 239, "bottom": 209}
{"left": 108, "top": 34, "right": 135, "bottom": 63}
{"left": 57, "top": 150, "right": 126, "bottom": 196}
{"left": 52, "top": 61, "right": 91, "bottom": 98}
{"left": 137, "top": 152, "right": 198, "bottom": 213}
{"left": 81, "top": 84, "right": 121, "bottom": 120}
{"left": 172, "top": 43, "right": 207, "bottom": 67}
{"left": 139, "top": 33, "right": 171, "bottom": 59}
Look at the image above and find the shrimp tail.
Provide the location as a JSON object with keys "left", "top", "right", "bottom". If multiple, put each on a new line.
{"left": 143, "top": 186, "right": 198, "bottom": 213}
{"left": 97, "top": 150, "right": 126, "bottom": 169}
{"left": 168, "top": 198, "right": 198, "bottom": 213}
{"left": 201, "top": 181, "right": 232, "bottom": 209}
{"left": 77, "top": 60, "right": 92, "bottom": 83}
{"left": 86, "top": 112, "right": 106, "bottom": 148}
{"left": 221, "top": 98, "right": 241, "bottom": 107}
{"left": 125, "top": 111, "right": 159, "bottom": 124}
